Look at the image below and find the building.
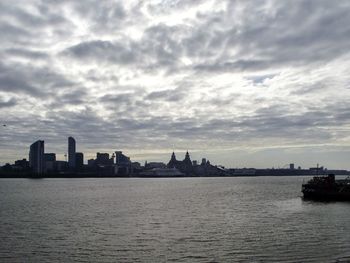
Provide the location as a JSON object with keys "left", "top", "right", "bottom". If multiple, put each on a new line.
{"left": 96, "top": 152, "right": 112, "bottom": 166}
{"left": 56, "top": 161, "right": 68, "bottom": 172}
{"left": 167, "top": 151, "right": 193, "bottom": 175}
{"left": 145, "top": 162, "right": 166, "bottom": 169}
{"left": 14, "top": 159, "right": 29, "bottom": 169}
{"left": 115, "top": 151, "right": 130, "bottom": 165}
{"left": 75, "top": 152, "right": 84, "bottom": 170}
{"left": 44, "top": 153, "right": 56, "bottom": 173}
{"left": 68, "top": 137, "right": 76, "bottom": 169}
{"left": 114, "top": 151, "right": 132, "bottom": 176}
{"left": 29, "top": 140, "right": 44, "bottom": 175}
{"left": 290, "top": 163, "right": 295, "bottom": 170}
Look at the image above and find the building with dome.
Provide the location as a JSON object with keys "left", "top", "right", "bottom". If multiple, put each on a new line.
{"left": 167, "top": 151, "right": 194, "bottom": 175}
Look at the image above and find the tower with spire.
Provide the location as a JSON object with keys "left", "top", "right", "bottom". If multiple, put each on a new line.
{"left": 167, "top": 151, "right": 193, "bottom": 175}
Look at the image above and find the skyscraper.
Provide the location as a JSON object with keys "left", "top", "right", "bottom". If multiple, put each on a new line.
{"left": 75, "top": 152, "right": 84, "bottom": 170}
{"left": 68, "top": 137, "right": 76, "bottom": 169}
{"left": 29, "top": 140, "right": 44, "bottom": 175}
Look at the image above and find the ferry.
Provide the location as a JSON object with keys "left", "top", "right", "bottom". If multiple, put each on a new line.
{"left": 139, "top": 167, "right": 184, "bottom": 177}
{"left": 302, "top": 174, "right": 350, "bottom": 201}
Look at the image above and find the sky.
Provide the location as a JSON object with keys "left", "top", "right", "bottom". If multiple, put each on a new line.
{"left": 1, "top": 0, "right": 350, "bottom": 169}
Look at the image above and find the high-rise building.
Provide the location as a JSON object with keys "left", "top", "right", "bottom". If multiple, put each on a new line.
{"left": 75, "top": 152, "right": 84, "bottom": 170}
{"left": 68, "top": 137, "right": 76, "bottom": 169}
{"left": 29, "top": 140, "right": 44, "bottom": 175}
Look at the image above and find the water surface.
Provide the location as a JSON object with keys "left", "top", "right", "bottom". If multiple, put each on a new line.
{"left": 1, "top": 177, "right": 350, "bottom": 262}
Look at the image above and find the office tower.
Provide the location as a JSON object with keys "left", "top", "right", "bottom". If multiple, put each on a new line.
{"left": 68, "top": 137, "right": 76, "bottom": 169}
{"left": 29, "top": 140, "right": 44, "bottom": 175}
{"left": 75, "top": 152, "right": 84, "bottom": 170}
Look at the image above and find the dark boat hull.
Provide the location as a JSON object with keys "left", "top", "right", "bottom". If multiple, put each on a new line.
{"left": 302, "top": 189, "right": 350, "bottom": 201}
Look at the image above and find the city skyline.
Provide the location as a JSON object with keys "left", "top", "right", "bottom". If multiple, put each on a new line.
{"left": 1, "top": 136, "right": 348, "bottom": 171}
{"left": 1, "top": 1, "right": 350, "bottom": 169}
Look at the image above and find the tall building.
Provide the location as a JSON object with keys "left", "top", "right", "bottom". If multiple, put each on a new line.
{"left": 75, "top": 152, "right": 84, "bottom": 170}
{"left": 68, "top": 137, "right": 76, "bottom": 169}
{"left": 29, "top": 140, "right": 44, "bottom": 175}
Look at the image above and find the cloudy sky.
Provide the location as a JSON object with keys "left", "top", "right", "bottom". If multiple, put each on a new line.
{"left": 1, "top": 0, "right": 350, "bottom": 169}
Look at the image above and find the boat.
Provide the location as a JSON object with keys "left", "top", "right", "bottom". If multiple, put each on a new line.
{"left": 139, "top": 167, "right": 184, "bottom": 177}
{"left": 302, "top": 174, "right": 350, "bottom": 201}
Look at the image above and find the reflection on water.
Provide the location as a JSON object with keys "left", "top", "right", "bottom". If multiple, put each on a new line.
{"left": 0, "top": 177, "right": 350, "bottom": 262}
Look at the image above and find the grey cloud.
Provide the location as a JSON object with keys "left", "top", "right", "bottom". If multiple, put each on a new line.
{"left": 64, "top": 40, "right": 136, "bottom": 64}
{"left": 0, "top": 97, "right": 17, "bottom": 108}
{"left": 0, "top": 62, "right": 75, "bottom": 98}
{"left": 48, "top": 88, "right": 89, "bottom": 108}
{"left": 4, "top": 48, "right": 48, "bottom": 60}
{"left": 146, "top": 89, "right": 185, "bottom": 102}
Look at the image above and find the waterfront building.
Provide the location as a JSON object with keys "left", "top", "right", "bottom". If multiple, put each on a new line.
{"left": 29, "top": 140, "right": 44, "bottom": 175}
{"left": 145, "top": 162, "right": 166, "bottom": 169}
{"left": 56, "top": 161, "right": 68, "bottom": 172}
{"left": 14, "top": 159, "right": 29, "bottom": 169}
{"left": 167, "top": 151, "right": 193, "bottom": 175}
{"left": 68, "top": 137, "right": 76, "bottom": 169}
{"left": 96, "top": 152, "right": 112, "bottom": 166}
{"left": 75, "top": 152, "right": 84, "bottom": 170}
{"left": 115, "top": 151, "right": 130, "bottom": 165}
{"left": 44, "top": 153, "right": 56, "bottom": 173}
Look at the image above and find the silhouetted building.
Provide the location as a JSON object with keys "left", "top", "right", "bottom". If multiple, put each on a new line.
{"left": 87, "top": 159, "right": 95, "bottom": 167}
{"left": 96, "top": 152, "right": 112, "bottom": 166}
{"left": 290, "top": 163, "right": 295, "bottom": 170}
{"left": 115, "top": 151, "right": 130, "bottom": 165}
{"left": 114, "top": 151, "right": 132, "bottom": 176}
{"left": 68, "top": 137, "right": 76, "bottom": 169}
{"left": 167, "top": 151, "right": 193, "bottom": 175}
{"left": 75, "top": 152, "right": 84, "bottom": 170}
{"left": 44, "top": 153, "right": 56, "bottom": 162}
{"left": 29, "top": 140, "right": 44, "bottom": 175}
{"left": 56, "top": 161, "right": 68, "bottom": 172}
{"left": 14, "top": 159, "right": 29, "bottom": 169}
{"left": 145, "top": 162, "right": 166, "bottom": 169}
{"left": 44, "top": 153, "right": 56, "bottom": 173}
